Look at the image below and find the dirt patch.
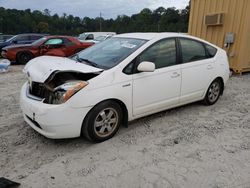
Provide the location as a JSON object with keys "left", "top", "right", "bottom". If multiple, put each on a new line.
{"left": 1, "top": 65, "right": 250, "bottom": 188}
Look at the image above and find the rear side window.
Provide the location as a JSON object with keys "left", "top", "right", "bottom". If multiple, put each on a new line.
{"left": 63, "top": 38, "right": 75, "bottom": 46}
{"left": 205, "top": 44, "right": 217, "bottom": 57}
{"left": 180, "top": 38, "right": 207, "bottom": 63}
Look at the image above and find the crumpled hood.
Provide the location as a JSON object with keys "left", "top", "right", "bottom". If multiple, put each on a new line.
{"left": 23, "top": 56, "right": 103, "bottom": 83}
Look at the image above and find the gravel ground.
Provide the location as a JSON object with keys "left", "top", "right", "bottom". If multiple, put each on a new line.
{"left": 0, "top": 65, "right": 250, "bottom": 188}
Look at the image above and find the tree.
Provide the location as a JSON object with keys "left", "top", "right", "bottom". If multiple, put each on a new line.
{"left": 43, "top": 9, "right": 51, "bottom": 16}
{"left": 36, "top": 22, "right": 49, "bottom": 33}
{"left": 0, "top": 5, "right": 189, "bottom": 35}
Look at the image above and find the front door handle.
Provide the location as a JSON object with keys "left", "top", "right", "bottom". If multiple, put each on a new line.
{"left": 171, "top": 72, "right": 180, "bottom": 78}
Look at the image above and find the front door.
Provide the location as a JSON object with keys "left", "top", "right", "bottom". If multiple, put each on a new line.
{"left": 132, "top": 38, "right": 181, "bottom": 116}
{"left": 41, "top": 38, "right": 66, "bottom": 56}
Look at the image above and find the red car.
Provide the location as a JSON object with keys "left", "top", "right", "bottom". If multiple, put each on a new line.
{"left": 1, "top": 36, "right": 94, "bottom": 64}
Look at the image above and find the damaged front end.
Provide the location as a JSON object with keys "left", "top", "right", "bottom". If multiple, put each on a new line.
{"left": 27, "top": 71, "right": 100, "bottom": 104}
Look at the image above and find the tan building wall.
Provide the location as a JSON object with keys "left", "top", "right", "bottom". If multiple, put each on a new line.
{"left": 188, "top": 0, "right": 250, "bottom": 73}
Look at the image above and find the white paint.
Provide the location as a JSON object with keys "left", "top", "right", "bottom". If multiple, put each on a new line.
{"left": 20, "top": 32, "right": 230, "bottom": 139}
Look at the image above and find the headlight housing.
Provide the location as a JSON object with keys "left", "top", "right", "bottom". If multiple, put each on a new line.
{"left": 52, "top": 81, "right": 88, "bottom": 104}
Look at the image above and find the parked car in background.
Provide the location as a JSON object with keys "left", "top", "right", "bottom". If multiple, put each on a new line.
{"left": 0, "top": 33, "right": 47, "bottom": 51}
{"left": 0, "top": 34, "right": 14, "bottom": 43}
{"left": 20, "top": 33, "right": 230, "bottom": 142}
{"left": 78, "top": 32, "right": 116, "bottom": 42}
{"left": 92, "top": 34, "right": 114, "bottom": 44}
{"left": 1, "top": 35, "right": 94, "bottom": 64}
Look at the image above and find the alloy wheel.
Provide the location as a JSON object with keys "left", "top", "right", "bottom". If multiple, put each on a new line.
{"left": 94, "top": 108, "right": 119, "bottom": 138}
{"left": 208, "top": 82, "right": 220, "bottom": 103}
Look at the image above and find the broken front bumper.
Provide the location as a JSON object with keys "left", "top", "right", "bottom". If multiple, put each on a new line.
{"left": 20, "top": 82, "right": 92, "bottom": 139}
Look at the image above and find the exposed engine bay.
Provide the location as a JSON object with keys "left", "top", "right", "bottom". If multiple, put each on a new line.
{"left": 28, "top": 71, "right": 101, "bottom": 104}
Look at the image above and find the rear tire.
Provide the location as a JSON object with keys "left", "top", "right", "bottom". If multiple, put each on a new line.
{"left": 203, "top": 79, "right": 222, "bottom": 105}
{"left": 17, "top": 52, "right": 33, "bottom": 64}
{"left": 82, "top": 101, "right": 123, "bottom": 142}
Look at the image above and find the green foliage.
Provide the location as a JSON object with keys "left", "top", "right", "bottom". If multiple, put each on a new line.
{"left": 0, "top": 5, "right": 190, "bottom": 35}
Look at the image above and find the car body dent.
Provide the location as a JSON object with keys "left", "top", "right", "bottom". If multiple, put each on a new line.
{"left": 23, "top": 56, "right": 103, "bottom": 82}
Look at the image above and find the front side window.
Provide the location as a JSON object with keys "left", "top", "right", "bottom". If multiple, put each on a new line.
{"left": 180, "top": 38, "right": 207, "bottom": 63}
{"left": 138, "top": 38, "right": 177, "bottom": 69}
{"left": 45, "top": 38, "right": 63, "bottom": 45}
{"left": 73, "top": 37, "right": 147, "bottom": 69}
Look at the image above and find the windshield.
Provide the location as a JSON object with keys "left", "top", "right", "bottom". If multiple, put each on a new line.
{"left": 5, "top": 35, "right": 17, "bottom": 42}
{"left": 72, "top": 37, "right": 147, "bottom": 69}
{"left": 32, "top": 37, "right": 47, "bottom": 45}
{"left": 78, "top": 33, "right": 86, "bottom": 40}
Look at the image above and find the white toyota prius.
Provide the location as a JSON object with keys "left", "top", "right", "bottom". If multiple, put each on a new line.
{"left": 20, "top": 33, "right": 230, "bottom": 142}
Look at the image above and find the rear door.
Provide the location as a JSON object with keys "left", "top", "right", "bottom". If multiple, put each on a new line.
{"left": 132, "top": 38, "right": 181, "bottom": 116}
{"left": 178, "top": 37, "right": 217, "bottom": 103}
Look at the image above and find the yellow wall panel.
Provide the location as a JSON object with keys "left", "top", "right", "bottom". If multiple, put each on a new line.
{"left": 188, "top": 0, "right": 250, "bottom": 73}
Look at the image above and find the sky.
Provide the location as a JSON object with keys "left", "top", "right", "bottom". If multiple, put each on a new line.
{"left": 0, "top": 0, "right": 189, "bottom": 19}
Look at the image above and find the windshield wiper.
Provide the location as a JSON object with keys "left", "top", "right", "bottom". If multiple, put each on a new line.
{"left": 75, "top": 55, "right": 99, "bottom": 68}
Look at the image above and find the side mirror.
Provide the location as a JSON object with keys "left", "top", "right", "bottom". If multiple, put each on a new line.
{"left": 39, "top": 45, "right": 45, "bottom": 49}
{"left": 40, "top": 44, "right": 49, "bottom": 49}
{"left": 12, "top": 40, "right": 17, "bottom": 44}
{"left": 137, "top": 61, "right": 155, "bottom": 72}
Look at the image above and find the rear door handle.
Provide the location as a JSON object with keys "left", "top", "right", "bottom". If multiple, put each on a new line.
{"left": 171, "top": 72, "right": 180, "bottom": 78}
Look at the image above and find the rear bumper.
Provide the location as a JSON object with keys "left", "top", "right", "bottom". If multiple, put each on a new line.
{"left": 20, "top": 82, "right": 92, "bottom": 139}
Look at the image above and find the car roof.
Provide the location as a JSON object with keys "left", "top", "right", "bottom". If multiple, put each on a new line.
{"left": 113, "top": 32, "right": 219, "bottom": 48}
{"left": 84, "top": 32, "right": 116, "bottom": 35}
{"left": 114, "top": 32, "right": 189, "bottom": 40}
{"left": 44, "top": 35, "right": 74, "bottom": 39}
{"left": 16, "top": 33, "right": 49, "bottom": 36}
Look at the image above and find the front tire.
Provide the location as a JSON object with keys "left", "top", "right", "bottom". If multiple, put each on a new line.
{"left": 82, "top": 101, "right": 123, "bottom": 142}
{"left": 203, "top": 79, "right": 222, "bottom": 105}
{"left": 17, "top": 52, "right": 33, "bottom": 64}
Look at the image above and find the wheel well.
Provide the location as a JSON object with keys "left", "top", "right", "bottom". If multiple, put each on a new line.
{"left": 17, "top": 50, "right": 33, "bottom": 56}
{"left": 16, "top": 51, "right": 34, "bottom": 60}
{"left": 111, "top": 99, "right": 129, "bottom": 127}
{"left": 82, "top": 99, "right": 129, "bottom": 131}
{"left": 215, "top": 77, "right": 224, "bottom": 95}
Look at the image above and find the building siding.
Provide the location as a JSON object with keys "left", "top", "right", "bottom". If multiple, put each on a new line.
{"left": 188, "top": 0, "right": 250, "bottom": 73}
